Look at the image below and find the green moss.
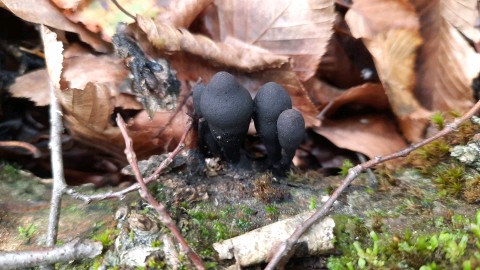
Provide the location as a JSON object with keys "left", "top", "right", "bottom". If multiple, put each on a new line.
{"left": 339, "top": 160, "right": 354, "bottom": 177}
{"left": 93, "top": 228, "right": 119, "bottom": 249}
{"left": 17, "top": 223, "right": 36, "bottom": 243}
{"left": 328, "top": 211, "right": 480, "bottom": 270}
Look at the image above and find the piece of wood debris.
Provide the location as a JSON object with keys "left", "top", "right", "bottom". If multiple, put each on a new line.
{"left": 213, "top": 211, "right": 335, "bottom": 267}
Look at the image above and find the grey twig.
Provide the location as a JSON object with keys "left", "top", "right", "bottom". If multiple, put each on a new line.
{"left": 116, "top": 114, "right": 204, "bottom": 270}
{"left": 63, "top": 122, "right": 192, "bottom": 203}
{"left": 0, "top": 239, "right": 102, "bottom": 270}
{"left": 40, "top": 24, "right": 67, "bottom": 249}
{"left": 265, "top": 100, "right": 480, "bottom": 269}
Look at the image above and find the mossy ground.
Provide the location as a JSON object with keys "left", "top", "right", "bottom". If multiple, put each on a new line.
{"left": 2, "top": 114, "right": 480, "bottom": 269}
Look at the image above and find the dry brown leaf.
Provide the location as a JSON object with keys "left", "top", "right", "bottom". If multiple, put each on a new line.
{"left": 60, "top": 83, "right": 115, "bottom": 131}
{"left": 313, "top": 114, "right": 407, "bottom": 158}
{"left": 215, "top": 0, "right": 335, "bottom": 81}
{"left": 157, "top": 0, "right": 213, "bottom": 28}
{"left": 365, "top": 29, "right": 430, "bottom": 142}
{"left": 327, "top": 83, "right": 389, "bottom": 115}
{"left": 1, "top": 0, "right": 109, "bottom": 52}
{"left": 344, "top": 0, "right": 418, "bottom": 39}
{"left": 413, "top": 0, "right": 480, "bottom": 112}
{"left": 442, "top": 0, "right": 480, "bottom": 43}
{"left": 137, "top": 15, "right": 289, "bottom": 72}
{"left": 51, "top": 0, "right": 163, "bottom": 41}
{"left": 9, "top": 51, "right": 141, "bottom": 110}
{"left": 346, "top": 0, "right": 430, "bottom": 142}
{"left": 9, "top": 69, "right": 50, "bottom": 106}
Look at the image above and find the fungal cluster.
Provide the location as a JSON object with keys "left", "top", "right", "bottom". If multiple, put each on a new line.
{"left": 193, "top": 72, "right": 305, "bottom": 175}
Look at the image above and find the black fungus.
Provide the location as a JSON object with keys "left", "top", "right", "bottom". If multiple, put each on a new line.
{"left": 277, "top": 109, "right": 305, "bottom": 171}
{"left": 253, "top": 82, "right": 292, "bottom": 164}
{"left": 199, "top": 72, "right": 253, "bottom": 163}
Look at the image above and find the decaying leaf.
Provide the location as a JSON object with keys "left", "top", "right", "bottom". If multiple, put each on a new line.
{"left": 314, "top": 114, "right": 407, "bottom": 158}
{"left": 346, "top": 0, "right": 430, "bottom": 142}
{"left": 413, "top": 0, "right": 480, "bottom": 112}
{"left": 9, "top": 52, "right": 141, "bottom": 110}
{"left": 442, "top": 0, "right": 480, "bottom": 43}
{"left": 60, "top": 83, "right": 114, "bottom": 131}
{"left": 137, "top": 15, "right": 288, "bottom": 72}
{"left": 215, "top": 0, "right": 336, "bottom": 81}
{"left": 9, "top": 69, "right": 50, "bottom": 106}
{"left": 157, "top": 0, "right": 213, "bottom": 28}
{"left": 51, "top": 0, "right": 163, "bottom": 41}
{"left": 1, "top": 0, "right": 109, "bottom": 52}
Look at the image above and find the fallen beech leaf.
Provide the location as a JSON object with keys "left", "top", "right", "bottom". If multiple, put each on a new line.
{"left": 9, "top": 53, "right": 141, "bottom": 110}
{"left": 327, "top": 83, "right": 389, "bottom": 115}
{"left": 413, "top": 0, "right": 480, "bottom": 112}
{"left": 344, "top": 0, "right": 419, "bottom": 39}
{"left": 157, "top": 0, "right": 213, "bottom": 28}
{"left": 60, "top": 83, "right": 114, "bottom": 131}
{"left": 313, "top": 114, "right": 407, "bottom": 158}
{"left": 1, "top": 0, "right": 109, "bottom": 52}
{"left": 62, "top": 53, "right": 142, "bottom": 110}
{"left": 215, "top": 0, "right": 335, "bottom": 81}
{"left": 442, "top": 0, "right": 480, "bottom": 43}
{"left": 346, "top": 0, "right": 430, "bottom": 142}
{"left": 9, "top": 69, "right": 50, "bottom": 106}
{"left": 137, "top": 15, "right": 288, "bottom": 72}
{"left": 366, "top": 29, "right": 430, "bottom": 142}
{"left": 52, "top": 0, "right": 163, "bottom": 41}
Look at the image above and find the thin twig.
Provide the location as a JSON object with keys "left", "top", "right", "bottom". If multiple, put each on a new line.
{"left": 64, "top": 122, "right": 192, "bottom": 203}
{"left": 0, "top": 239, "right": 102, "bottom": 270}
{"left": 116, "top": 114, "right": 204, "bottom": 270}
{"left": 111, "top": 0, "right": 135, "bottom": 20}
{"left": 0, "top": 141, "right": 41, "bottom": 158}
{"left": 40, "top": 25, "right": 67, "bottom": 251}
{"left": 265, "top": 100, "right": 480, "bottom": 270}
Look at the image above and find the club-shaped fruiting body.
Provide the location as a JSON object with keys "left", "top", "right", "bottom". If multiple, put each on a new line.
{"left": 199, "top": 72, "right": 253, "bottom": 163}
{"left": 253, "top": 82, "right": 292, "bottom": 164}
{"left": 277, "top": 109, "right": 305, "bottom": 170}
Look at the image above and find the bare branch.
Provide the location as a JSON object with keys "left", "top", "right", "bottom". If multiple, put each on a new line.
{"left": 116, "top": 114, "right": 204, "bottom": 270}
{"left": 0, "top": 239, "right": 102, "bottom": 270}
{"left": 40, "top": 25, "right": 66, "bottom": 251}
{"left": 64, "top": 122, "right": 192, "bottom": 203}
{"left": 265, "top": 99, "right": 480, "bottom": 269}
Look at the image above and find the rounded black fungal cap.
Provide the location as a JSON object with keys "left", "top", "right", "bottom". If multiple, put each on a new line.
{"left": 192, "top": 83, "right": 205, "bottom": 117}
{"left": 277, "top": 109, "right": 305, "bottom": 163}
{"left": 199, "top": 71, "right": 253, "bottom": 163}
{"left": 253, "top": 82, "right": 292, "bottom": 163}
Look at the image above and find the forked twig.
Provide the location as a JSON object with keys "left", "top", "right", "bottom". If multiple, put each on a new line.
{"left": 64, "top": 121, "right": 192, "bottom": 203}
{"left": 116, "top": 114, "right": 204, "bottom": 270}
{"left": 265, "top": 100, "right": 480, "bottom": 269}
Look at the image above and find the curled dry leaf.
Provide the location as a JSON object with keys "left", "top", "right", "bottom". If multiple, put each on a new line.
{"left": 325, "top": 83, "right": 389, "bottom": 115}
{"left": 215, "top": 0, "right": 336, "bottom": 81}
{"left": 51, "top": 0, "right": 163, "bottom": 41}
{"left": 59, "top": 83, "right": 114, "bottom": 132}
{"left": 9, "top": 69, "right": 50, "bottom": 106}
{"left": 157, "top": 0, "right": 213, "bottom": 28}
{"left": 413, "top": 0, "right": 480, "bottom": 112}
{"left": 442, "top": 0, "right": 480, "bottom": 43}
{"left": 314, "top": 114, "right": 407, "bottom": 158}
{"left": 9, "top": 52, "right": 141, "bottom": 110}
{"left": 346, "top": 0, "right": 430, "bottom": 142}
{"left": 0, "top": 0, "right": 109, "bottom": 52}
{"left": 137, "top": 15, "right": 289, "bottom": 72}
